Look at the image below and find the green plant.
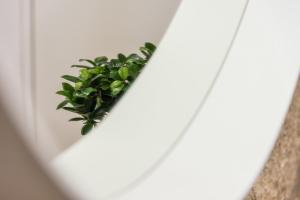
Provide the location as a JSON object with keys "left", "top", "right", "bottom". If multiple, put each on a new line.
{"left": 56, "top": 42, "right": 156, "bottom": 135}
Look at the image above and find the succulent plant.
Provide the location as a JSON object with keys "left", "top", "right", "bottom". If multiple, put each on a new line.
{"left": 56, "top": 42, "right": 156, "bottom": 135}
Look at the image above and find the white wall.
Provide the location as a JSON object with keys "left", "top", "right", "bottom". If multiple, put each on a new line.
{"left": 0, "top": 0, "right": 22, "bottom": 123}
{"left": 34, "top": 0, "right": 182, "bottom": 159}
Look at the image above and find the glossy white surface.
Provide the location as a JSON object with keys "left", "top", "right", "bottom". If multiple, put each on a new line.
{"left": 53, "top": 0, "right": 248, "bottom": 199}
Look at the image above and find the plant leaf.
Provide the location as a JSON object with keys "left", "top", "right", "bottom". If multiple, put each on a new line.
{"left": 145, "top": 42, "right": 156, "bottom": 53}
{"left": 127, "top": 54, "right": 143, "bottom": 61}
{"left": 79, "top": 69, "right": 91, "bottom": 81}
{"left": 79, "top": 59, "right": 96, "bottom": 66}
{"left": 62, "top": 75, "right": 80, "bottom": 83}
{"left": 56, "top": 90, "right": 65, "bottom": 96}
{"left": 81, "top": 87, "right": 96, "bottom": 96}
{"left": 95, "top": 56, "right": 108, "bottom": 65}
{"left": 128, "top": 63, "right": 140, "bottom": 78}
{"left": 56, "top": 90, "right": 72, "bottom": 99}
{"left": 62, "top": 106, "right": 82, "bottom": 114}
{"left": 111, "top": 87, "right": 123, "bottom": 96}
{"left": 139, "top": 47, "right": 151, "bottom": 58}
{"left": 110, "top": 80, "right": 123, "bottom": 89}
{"left": 109, "top": 69, "right": 121, "bottom": 80}
{"left": 111, "top": 59, "right": 122, "bottom": 68}
{"left": 118, "top": 66, "right": 129, "bottom": 80}
{"left": 62, "top": 82, "right": 74, "bottom": 93}
{"left": 56, "top": 100, "right": 69, "bottom": 110}
{"left": 81, "top": 123, "right": 93, "bottom": 135}
{"left": 89, "top": 74, "right": 105, "bottom": 84}
{"left": 73, "top": 91, "right": 88, "bottom": 99}
{"left": 110, "top": 80, "right": 124, "bottom": 96}
{"left": 69, "top": 117, "right": 85, "bottom": 121}
{"left": 71, "top": 65, "right": 92, "bottom": 69}
{"left": 118, "top": 53, "right": 127, "bottom": 63}
{"left": 75, "top": 82, "right": 83, "bottom": 90}
{"left": 88, "top": 66, "right": 105, "bottom": 75}
{"left": 99, "top": 78, "right": 111, "bottom": 90}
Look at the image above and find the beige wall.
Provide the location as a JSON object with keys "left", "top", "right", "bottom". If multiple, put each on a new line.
{"left": 0, "top": 0, "right": 28, "bottom": 138}
{"left": 34, "top": 0, "right": 182, "bottom": 159}
{"left": 0, "top": 101, "right": 70, "bottom": 200}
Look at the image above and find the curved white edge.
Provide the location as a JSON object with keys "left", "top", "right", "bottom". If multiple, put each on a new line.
{"left": 52, "top": 0, "right": 248, "bottom": 199}
{"left": 117, "top": 0, "right": 300, "bottom": 200}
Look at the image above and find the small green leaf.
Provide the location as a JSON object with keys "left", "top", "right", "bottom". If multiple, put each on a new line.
{"left": 133, "top": 59, "right": 146, "bottom": 65}
{"left": 126, "top": 54, "right": 145, "bottom": 65}
{"left": 109, "top": 69, "right": 121, "bottom": 80}
{"left": 56, "top": 100, "right": 69, "bottom": 110}
{"left": 71, "top": 96, "right": 85, "bottom": 105}
{"left": 99, "top": 78, "right": 111, "bottom": 90}
{"left": 73, "top": 91, "right": 87, "bottom": 99}
{"left": 56, "top": 90, "right": 65, "bottom": 96}
{"left": 111, "top": 59, "right": 122, "bottom": 68}
{"left": 111, "top": 87, "right": 123, "bottom": 96}
{"left": 81, "top": 123, "right": 93, "bottom": 135}
{"left": 110, "top": 88, "right": 120, "bottom": 96}
{"left": 88, "top": 68, "right": 99, "bottom": 75}
{"left": 62, "top": 82, "right": 74, "bottom": 93}
{"left": 110, "top": 80, "right": 124, "bottom": 96}
{"left": 110, "top": 80, "right": 123, "bottom": 89}
{"left": 89, "top": 74, "right": 105, "bottom": 85}
{"left": 140, "top": 47, "right": 151, "bottom": 58}
{"left": 145, "top": 42, "right": 156, "bottom": 53}
{"left": 63, "top": 107, "right": 80, "bottom": 113}
{"left": 118, "top": 67, "right": 129, "bottom": 80}
{"left": 95, "top": 56, "right": 108, "bottom": 65}
{"left": 118, "top": 54, "right": 127, "bottom": 63}
{"left": 56, "top": 90, "right": 72, "bottom": 99}
{"left": 88, "top": 66, "right": 105, "bottom": 75}
{"left": 75, "top": 82, "right": 83, "bottom": 90}
{"left": 79, "top": 59, "right": 96, "bottom": 66}
{"left": 128, "top": 63, "right": 140, "bottom": 78}
{"left": 81, "top": 87, "right": 96, "bottom": 96}
{"left": 79, "top": 69, "right": 91, "bottom": 81}
{"left": 69, "top": 117, "right": 85, "bottom": 121}
{"left": 62, "top": 75, "right": 80, "bottom": 83}
{"left": 71, "top": 65, "right": 91, "bottom": 69}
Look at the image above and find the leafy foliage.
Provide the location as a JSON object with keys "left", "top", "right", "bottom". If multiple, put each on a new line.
{"left": 56, "top": 42, "right": 156, "bottom": 135}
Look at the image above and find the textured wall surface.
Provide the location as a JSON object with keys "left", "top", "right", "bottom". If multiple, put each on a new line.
{"left": 245, "top": 77, "right": 300, "bottom": 200}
